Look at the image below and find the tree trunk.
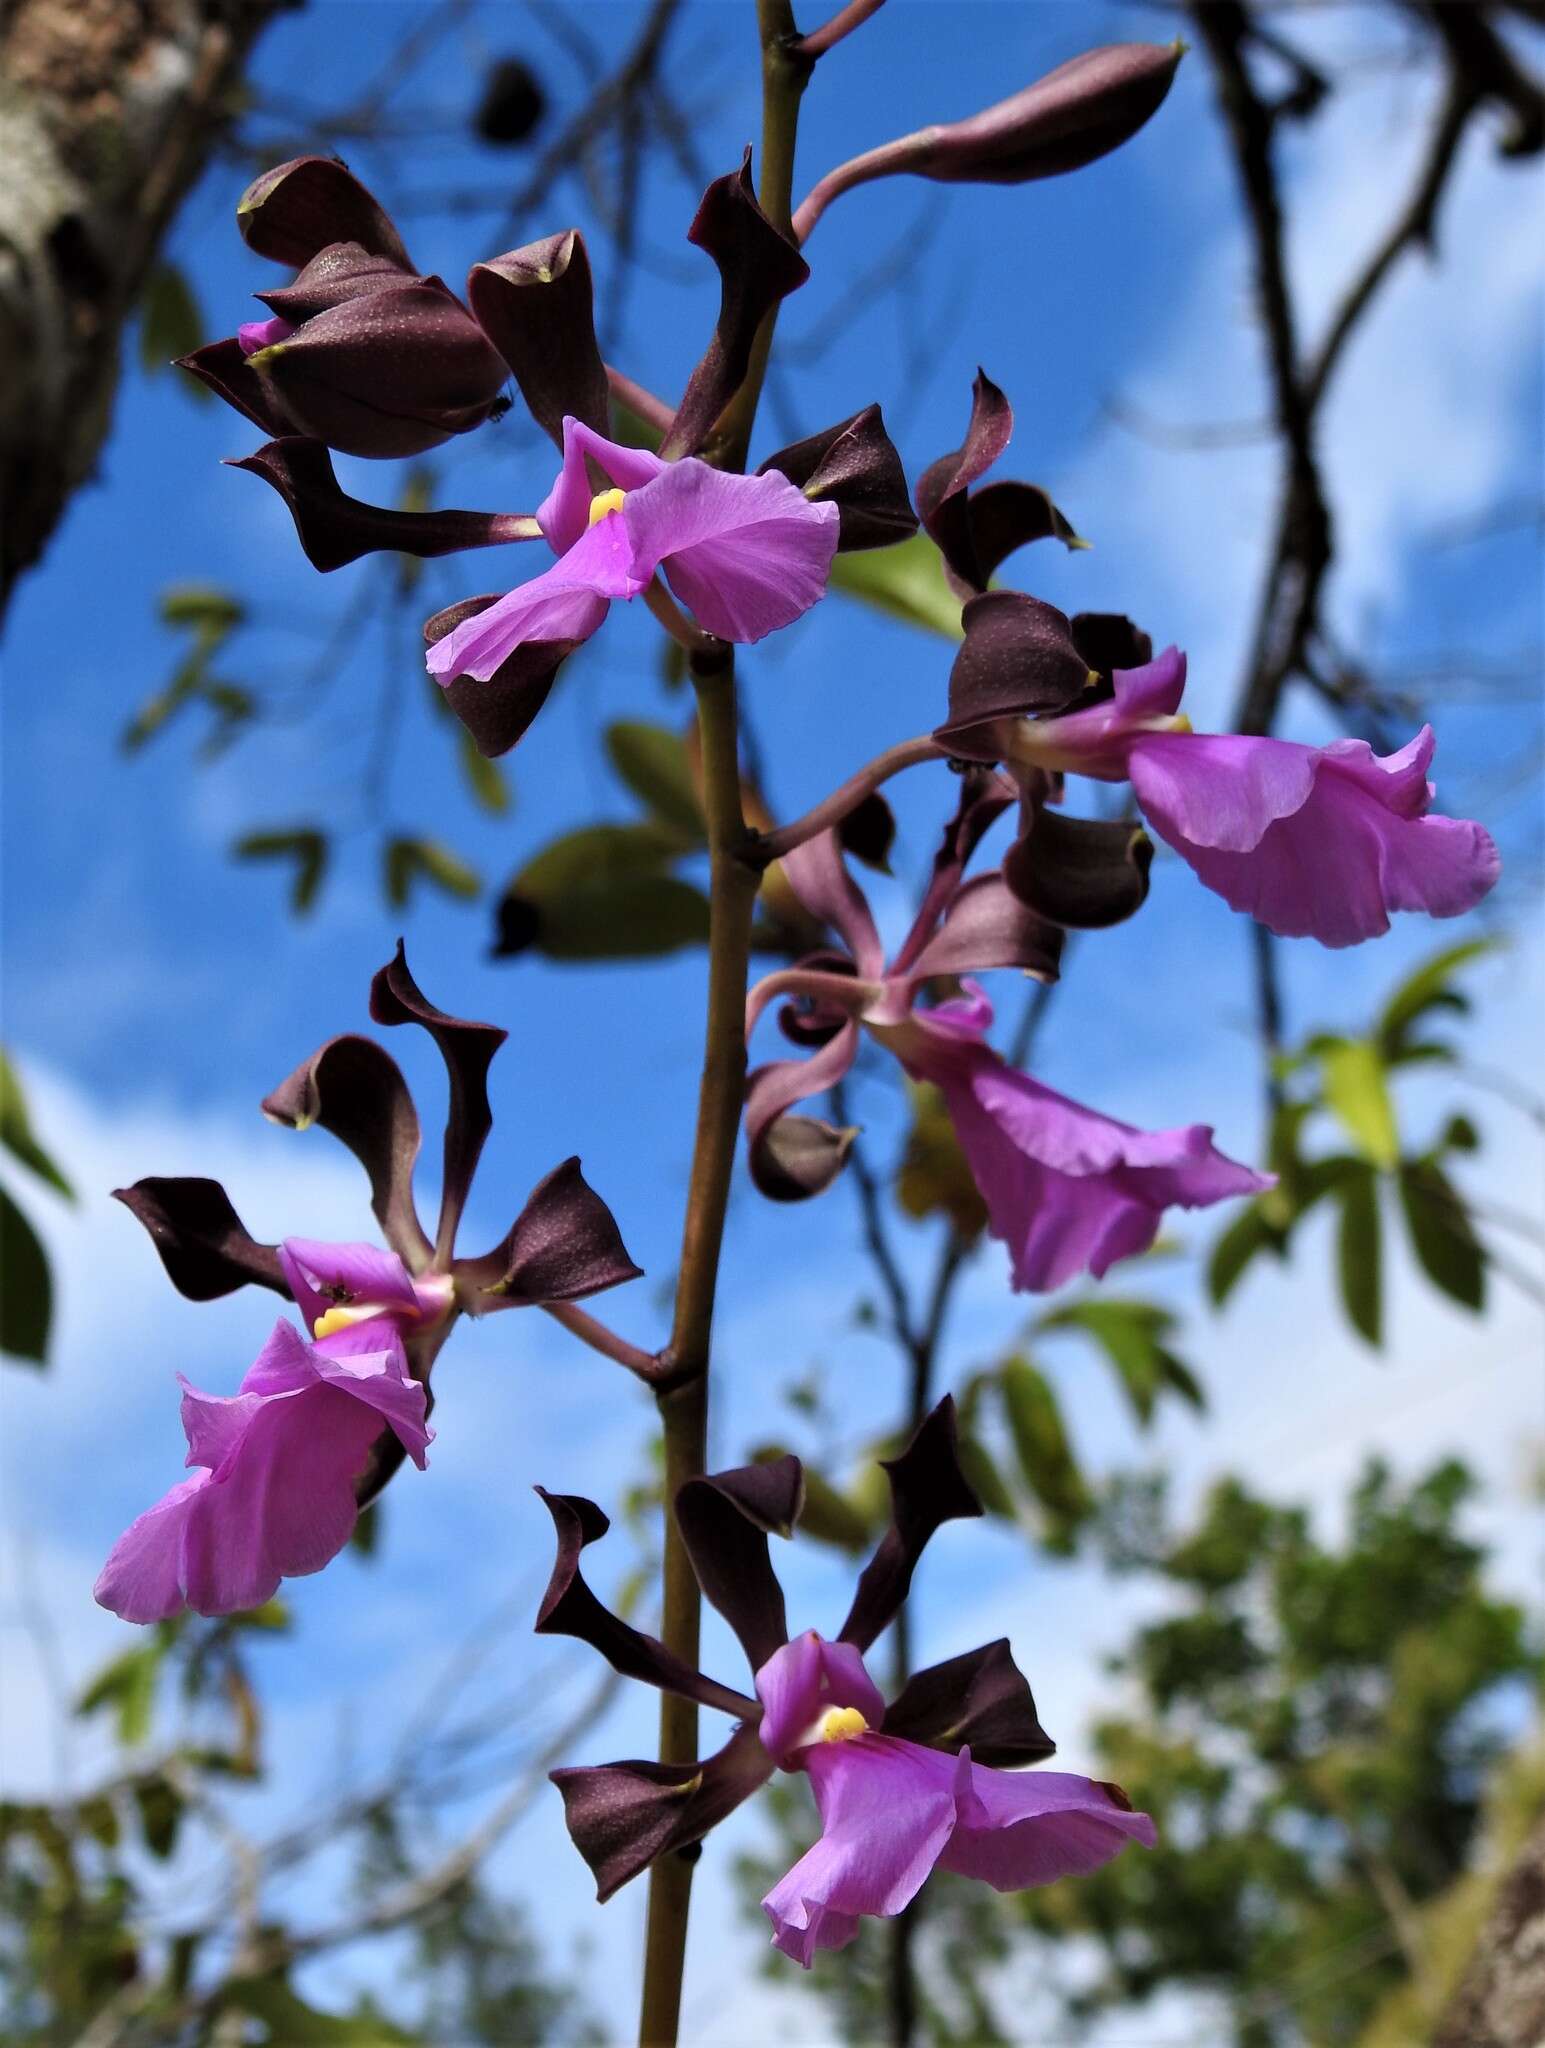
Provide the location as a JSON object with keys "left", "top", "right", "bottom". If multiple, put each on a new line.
{"left": 1432, "top": 1813, "right": 1545, "bottom": 2048}
{"left": 0, "top": 0, "right": 287, "bottom": 614}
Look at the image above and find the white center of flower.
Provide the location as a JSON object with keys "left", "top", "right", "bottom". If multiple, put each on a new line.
{"left": 587, "top": 487, "right": 627, "bottom": 526}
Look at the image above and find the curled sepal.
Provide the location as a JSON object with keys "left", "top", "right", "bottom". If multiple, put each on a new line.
{"left": 676, "top": 1457, "right": 803, "bottom": 1672}
{"left": 425, "top": 596, "right": 572, "bottom": 759}
{"left": 468, "top": 232, "right": 610, "bottom": 448}
{"left": 935, "top": 593, "right": 1093, "bottom": 760}
{"left": 915, "top": 368, "right": 1011, "bottom": 591}
{"left": 1004, "top": 806, "right": 1153, "bottom": 930}
{"left": 113, "top": 1178, "right": 286, "bottom": 1301}
{"left": 261, "top": 1035, "right": 430, "bottom": 1269}
{"left": 237, "top": 155, "right": 411, "bottom": 270}
{"left": 838, "top": 1396, "right": 983, "bottom": 1651}
{"left": 176, "top": 339, "right": 290, "bottom": 436}
{"left": 464, "top": 1157, "right": 641, "bottom": 1306}
{"left": 369, "top": 943, "right": 505, "bottom": 1265}
{"left": 759, "top": 406, "right": 917, "bottom": 552}
{"left": 660, "top": 152, "right": 810, "bottom": 460}
{"left": 882, "top": 1638, "right": 1056, "bottom": 1768}
{"left": 1071, "top": 611, "right": 1152, "bottom": 687}
{"left": 907, "top": 874, "right": 1063, "bottom": 984}
{"left": 746, "top": 1022, "right": 861, "bottom": 1203}
{"left": 535, "top": 1490, "right": 759, "bottom": 1719}
{"left": 231, "top": 439, "right": 539, "bottom": 574}
{"left": 552, "top": 1723, "right": 774, "bottom": 1902}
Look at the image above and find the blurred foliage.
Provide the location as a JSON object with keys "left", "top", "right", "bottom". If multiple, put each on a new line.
{"left": 0, "top": 1048, "right": 74, "bottom": 1367}
{"left": 1209, "top": 942, "right": 1504, "bottom": 1346}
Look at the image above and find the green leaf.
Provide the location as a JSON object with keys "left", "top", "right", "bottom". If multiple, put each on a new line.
{"left": 458, "top": 727, "right": 509, "bottom": 813}
{"left": 158, "top": 584, "right": 244, "bottom": 635}
{"left": 1376, "top": 938, "right": 1496, "bottom": 1056}
{"left": 829, "top": 533, "right": 964, "bottom": 640}
{"left": 1036, "top": 1298, "right": 1199, "bottom": 1428}
{"left": 140, "top": 263, "right": 206, "bottom": 379}
{"left": 0, "top": 1050, "right": 73, "bottom": 1199}
{"left": 957, "top": 1432, "right": 1016, "bottom": 1519}
{"left": 121, "top": 649, "right": 208, "bottom": 752}
{"left": 895, "top": 1082, "right": 988, "bottom": 1239}
{"left": 1318, "top": 1037, "right": 1399, "bottom": 1170}
{"left": 604, "top": 721, "right": 705, "bottom": 842}
{"left": 383, "top": 835, "right": 481, "bottom": 910}
{"left": 496, "top": 823, "right": 708, "bottom": 961}
{"left": 1207, "top": 1201, "right": 1282, "bottom": 1306}
{"left": 130, "top": 1773, "right": 183, "bottom": 1859}
{"left": 76, "top": 1644, "right": 162, "bottom": 1747}
{"left": 221, "top": 1976, "right": 422, "bottom": 2045}
{"left": 1, "top": 1185, "right": 51, "bottom": 1364}
{"left": 231, "top": 1598, "right": 290, "bottom": 1631}
{"left": 1399, "top": 1161, "right": 1486, "bottom": 1312}
{"left": 232, "top": 829, "right": 328, "bottom": 915}
{"left": 999, "top": 1356, "right": 1091, "bottom": 1527}
{"left": 1336, "top": 1166, "right": 1383, "bottom": 1347}
{"left": 349, "top": 1502, "right": 382, "bottom": 1559}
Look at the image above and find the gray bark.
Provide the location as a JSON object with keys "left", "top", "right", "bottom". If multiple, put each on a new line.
{"left": 1433, "top": 1814, "right": 1545, "bottom": 2048}
{"left": 0, "top": 0, "right": 287, "bottom": 613}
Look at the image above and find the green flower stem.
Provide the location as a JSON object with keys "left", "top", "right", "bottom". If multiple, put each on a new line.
{"left": 637, "top": 642, "right": 759, "bottom": 2048}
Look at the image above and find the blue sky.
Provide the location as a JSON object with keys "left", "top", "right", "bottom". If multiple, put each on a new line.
{"left": 2, "top": 3, "right": 1541, "bottom": 2041}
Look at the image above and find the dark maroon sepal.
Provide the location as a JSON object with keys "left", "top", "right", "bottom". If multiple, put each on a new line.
{"left": 965, "top": 479, "right": 1084, "bottom": 583}
{"left": 1071, "top": 611, "right": 1153, "bottom": 685}
{"left": 468, "top": 232, "right": 610, "bottom": 447}
{"left": 748, "top": 1108, "right": 857, "bottom": 1203}
{"left": 256, "top": 241, "right": 408, "bottom": 320}
{"left": 675, "top": 1457, "right": 802, "bottom": 1672}
{"left": 463, "top": 1156, "right": 641, "bottom": 1305}
{"left": 552, "top": 1723, "right": 773, "bottom": 1902}
{"left": 660, "top": 152, "right": 810, "bottom": 460}
{"left": 759, "top": 405, "right": 917, "bottom": 551}
{"left": 838, "top": 1396, "right": 983, "bottom": 1651}
{"left": 425, "top": 596, "right": 570, "bottom": 758}
{"left": 370, "top": 943, "right": 505, "bottom": 1264}
{"left": 113, "top": 1177, "right": 286, "bottom": 1301}
{"left": 934, "top": 592, "right": 1092, "bottom": 758}
{"left": 882, "top": 1638, "right": 1056, "bottom": 1767}
{"left": 535, "top": 1489, "right": 760, "bottom": 1719}
{"left": 237, "top": 155, "right": 412, "bottom": 271}
{"left": 250, "top": 281, "right": 509, "bottom": 459}
{"left": 1004, "top": 807, "right": 1153, "bottom": 929}
{"left": 231, "top": 439, "right": 537, "bottom": 574}
{"left": 177, "top": 338, "right": 293, "bottom": 436}
{"left": 837, "top": 789, "right": 897, "bottom": 872}
{"left": 917, "top": 368, "right": 1012, "bottom": 586}
{"left": 261, "top": 1033, "right": 431, "bottom": 1268}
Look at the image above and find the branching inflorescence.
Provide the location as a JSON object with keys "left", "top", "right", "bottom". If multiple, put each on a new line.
{"left": 97, "top": 11, "right": 1501, "bottom": 2044}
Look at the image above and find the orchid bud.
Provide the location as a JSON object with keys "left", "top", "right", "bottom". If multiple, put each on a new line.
{"left": 468, "top": 232, "right": 609, "bottom": 448}
{"left": 795, "top": 42, "right": 1182, "bottom": 241}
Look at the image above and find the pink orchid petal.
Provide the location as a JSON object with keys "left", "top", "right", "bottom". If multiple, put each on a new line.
{"left": 623, "top": 460, "right": 838, "bottom": 643}
{"left": 1131, "top": 725, "right": 1499, "bottom": 946}
{"left": 237, "top": 315, "right": 295, "bottom": 356}
{"left": 426, "top": 517, "right": 636, "bottom": 684}
{"left": 537, "top": 417, "right": 668, "bottom": 554}
{"left": 763, "top": 1737, "right": 969, "bottom": 1965}
{"left": 780, "top": 831, "right": 886, "bottom": 979}
{"left": 94, "top": 1475, "right": 211, "bottom": 1624}
{"left": 1111, "top": 644, "right": 1186, "bottom": 721}
{"left": 278, "top": 1237, "right": 420, "bottom": 1332}
{"left": 938, "top": 1762, "right": 1157, "bottom": 1889}
{"left": 756, "top": 1632, "right": 888, "bottom": 1767}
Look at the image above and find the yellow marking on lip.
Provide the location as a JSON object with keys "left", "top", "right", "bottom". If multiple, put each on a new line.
{"left": 816, "top": 1706, "right": 869, "bottom": 1744}
{"left": 588, "top": 487, "right": 627, "bottom": 526}
{"left": 312, "top": 1303, "right": 383, "bottom": 1341}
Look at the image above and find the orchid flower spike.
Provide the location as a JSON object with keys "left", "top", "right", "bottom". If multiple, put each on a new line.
{"left": 744, "top": 788, "right": 1269, "bottom": 1289}
{"left": 538, "top": 1399, "right": 1155, "bottom": 1962}
{"left": 939, "top": 626, "right": 1501, "bottom": 949}
{"left": 97, "top": 946, "right": 639, "bottom": 1622}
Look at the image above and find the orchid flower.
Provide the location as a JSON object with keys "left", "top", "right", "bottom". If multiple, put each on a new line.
{"left": 744, "top": 790, "right": 1268, "bottom": 1289}
{"left": 97, "top": 947, "right": 639, "bottom": 1622}
{"left": 939, "top": 623, "right": 1500, "bottom": 949}
{"left": 539, "top": 1400, "right": 1154, "bottom": 1964}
